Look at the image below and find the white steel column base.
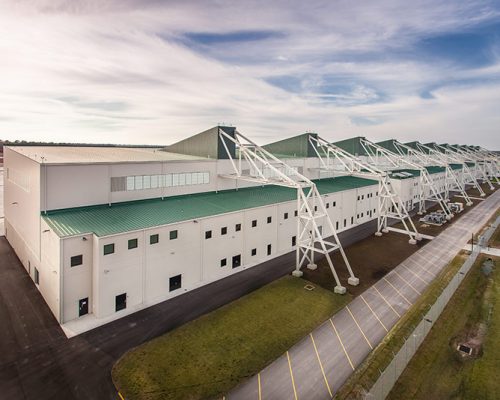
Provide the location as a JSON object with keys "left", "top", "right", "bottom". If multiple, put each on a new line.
{"left": 417, "top": 211, "right": 424, "bottom": 215}
{"left": 306, "top": 263, "right": 317, "bottom": 270}
{"left": 446, "top": 215, "right": 453, "bottom": 220}
{"left": 292, "top": 270, "right": 303, "bottom": 278}
{"left": 334, "top": 285, "right": 347, "bottom": 294}
{"left": 480, "top": 193, "right": 486, "bottom": 197}
{"left": 374, "top": 231, "right": 383, "bottom": 237}
{"left": 348, "top": 277, "right": 360, "bottom": 286}
{"left": 466, "top": 201, "right": 473, "bottom": 206}
{"left": 415, "top": 234, "right": 423, "bottom": 241}
{"left": 382, "top": 228, "right": 389, "bottom": 233}
{"left": 409, "top": 238, "right": 417, "bottom": 245}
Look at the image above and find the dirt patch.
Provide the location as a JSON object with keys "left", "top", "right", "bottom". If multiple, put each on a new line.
{"left": 303, "top": 184, "right": 498, "bottom": 297}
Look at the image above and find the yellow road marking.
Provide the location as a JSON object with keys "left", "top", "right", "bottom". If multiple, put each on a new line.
{"left": 400, "top": 264, "right": 430, "bottom": 285}
{"left": 406, "top": 259, "right": 437, "bottom": 277}
{"left": 346, "top": 306, "right": 373, "bottom": 349}
{"left": 287, "top": 351, "right": 298, "bottom": 400}
{"left": 258, "top": 373, "right": 262, "bottom": 400}
{"left": 392, "top": 270, "right": 422, "bottom": 295}
{"left": 383, "top": 277, "right": 413, "bottom": 305}
{"left": 310, "top": 333, "right": 333, "bottom": 397}
{"left": 372, "top": 286, "right": 401, "bottom": 317}
{"left": 118, "top": 393, "right": 125, "bottom": 400}
{"left": 360, "top": 294, "right": 388, "bottom": 332}
{"left": 329, "top": 318, "right": 355, "bottom": 371}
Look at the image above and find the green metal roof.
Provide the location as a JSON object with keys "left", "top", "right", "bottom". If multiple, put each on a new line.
{"left": 263, "top": 133, "right": 318, "bottom": 158}
{"left": 425, "top": 166, "right": 446, "bottom": 174}
{"left": 43, "top": 176, "right": 378, "bottom": 238}
{"left": 466, "top": 161, "right": 475, "bottom": 167}
{"left": 388, "top": 169, "right": 421, "bottom": 179}
{"left": 332, "top": 137, "right": 368, "bottom": 156}
{"left": 450, "top": 163, "right": 463, "bottom": 170}
{"left": 376, "top": 139, "right": 408, "bottom": 155}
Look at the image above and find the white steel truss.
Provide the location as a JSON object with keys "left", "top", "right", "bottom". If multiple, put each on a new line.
{"left": 307, "top": 135, "right": 421, "bottom": 244}
{"left": 217, "top": 129, "right": 358, "bottom": 294}
{"left": 429, "top": 143, "right": 487, "bottom": 196}
{"left": 411, "top": 142, "right": 473, "bottom": 206}
{"left": 359, "top": 139, "right": 453, "bottom": 219}
{"left": 454, "top": 145, "right": 499, "bottom": 187}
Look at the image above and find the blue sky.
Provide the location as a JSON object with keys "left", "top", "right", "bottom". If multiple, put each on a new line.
{"left": 1, "top": 0, "right": 500, "bottom": 148}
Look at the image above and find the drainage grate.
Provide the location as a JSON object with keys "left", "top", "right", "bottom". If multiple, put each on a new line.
{"left": 457, "top": 344, "right": 472, "bottom": 355}
{"left": 304, "top": 284, "right": 315, "bottom": 291}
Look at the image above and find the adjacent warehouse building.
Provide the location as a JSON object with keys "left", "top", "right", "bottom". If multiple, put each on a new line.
{"left": 4, "top": 127, "right": 381, "bottom": 331}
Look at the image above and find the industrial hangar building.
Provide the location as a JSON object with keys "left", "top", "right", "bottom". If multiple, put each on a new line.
{"left": 3, "top": 126, "right": 498, "bottom": 333}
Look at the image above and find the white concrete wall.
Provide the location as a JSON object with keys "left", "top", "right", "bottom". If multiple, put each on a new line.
{"left": 39, "top": 218, "right": 61, "bottom": 321}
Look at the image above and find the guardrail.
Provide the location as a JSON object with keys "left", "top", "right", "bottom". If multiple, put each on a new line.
{"left": 366, "top": 216, "right": 500, "bottom": 399}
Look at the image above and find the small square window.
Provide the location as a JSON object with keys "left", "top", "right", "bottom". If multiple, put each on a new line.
{"left": 326, "top": 203, "right": 330, "bottom": 209}
{"left": 70, "top": 255, "right": 83, "bottom": 267}
{"left": 128, "top": 238, "right": 138, "bottom": 250}
{"left": 221, "top": 227, "right": 227, "bottom": 235}
{"left": 169, "top": 275, "right": 182, "bottom": 292}
{"left": 351, "top": 217, "right": 354, "bottom": 224}
{"left": 252, "top": 220, "right": 257, "bottom": 227}
{"left": 220, "top": 258, "right": 227, "bottom": 267}
{"left": 267, "top": 216, "right": 272, "bottom": 224}
{"left": 333, "top": 201, "right": 336, "bottom": 207}
{"left": 294, "top": 210, "right": 298, "bottom": 217}
{"left": 104, "top": 243, "right": 115, "bottom": 255}
{"left": 251, "top": 248, "right": 257, "bottom": 256}
{"left": 357, "top": 196, "right": 360, "bottom": 201}
{"left": 284, "top": 212, "right": 289, "bottom": 220}
{"left": 150, "top": 234, "right": 159, "bottom": 244}
{"left": 362, "top": 195, "right": 364, "bottom": 200}
{"left": 205, "top": 230, "right": 212, "bottom": 239}
{"left": 169, "top": 230, "right": 178, "bottom": 240}
{"left": 235, "top": 223, "right": 242, "bottom": 232}
{"left": 292, "top": 236, "right": 297, "bottom": 247}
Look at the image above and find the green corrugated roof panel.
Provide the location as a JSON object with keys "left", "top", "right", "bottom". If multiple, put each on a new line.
{"left": 43, "top": 176, "right": 378, "bottom": 238}
{"left": 405, "top": 141, "right": 430, "bottom": 154}
{"left": 466, "top": 161, "right": 475, "bottom": 167}
{"left": 425, "top": 142, "right": 445, "bottom": 153}
{"left": 263, "top": 133, "right": 318, "bottom": 158}
{"left": 376, "top": 139, "right": 407, "bottom": 155}
{"left": 388, "top": 169, "right": 421, "bottom": 179}
{"left": 162, "top": 126, "right": 236, "bottom": 160}
{"left": 426, "top": 166, "right": 446, "bottom": 174}
{"left": 450, "top": 163, "right": 463, "bottom": 170}
{"left": 332, "top": 137, "right": 368, "bottom": 156}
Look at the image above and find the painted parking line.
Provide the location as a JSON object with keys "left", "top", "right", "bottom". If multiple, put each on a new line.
{"left": 382, "top": 277, "right": 413, "bottom": 306}
{"left": 287, "top": 351, "right": 298, "bottom": 400}
{"left": 360, "top": 294, "right": 388, "bottom": 332}
{"left": 391, "top": 270, "right": 422, "bottom": 295}
{"left": 399, "top": 264, "right": 430, "bottom": 285}
{"left": 403, "top": 259, "right": 436, "bottom": 279}
{"left": 258, "top": 374, "right": 262, "bottom": 400}
{"left": 346, "top": 305, "right": 373, "bottom": 349}
{"left": 118, "top": 392, "right": 125, "bottom": 400}
{"left": 329, "top": 318, "right": 355, "bottom": 371}
{"left": 310, "top": 333, "right": 333, "bottom": 398}
{"left": 372, "top": 285, "right": 401, "bottom": 318}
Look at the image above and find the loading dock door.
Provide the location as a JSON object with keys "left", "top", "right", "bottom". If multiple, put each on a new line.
{"left": 79, "top": 298, "right": 88, "bottom": 317}
{"left": 115, "top": 293, "right": 127, "bottom": 312}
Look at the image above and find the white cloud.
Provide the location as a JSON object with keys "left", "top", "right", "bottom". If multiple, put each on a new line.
{"left": 0, "top": 0, "right": 499, "bottom": 149}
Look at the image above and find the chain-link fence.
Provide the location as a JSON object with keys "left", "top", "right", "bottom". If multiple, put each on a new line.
{"left": 365, "top": 216, "right": 500, "bottom": 399}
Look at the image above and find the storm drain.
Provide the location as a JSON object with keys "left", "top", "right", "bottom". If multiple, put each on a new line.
{"left": 457, "top": 344, "right": 472, "bottom": 355}
{"left": 304, "top": 284, "right": 315, "bottom": 291}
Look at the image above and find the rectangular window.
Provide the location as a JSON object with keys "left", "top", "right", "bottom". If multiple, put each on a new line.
{"left": 344, "top": 219, "right": 347, "bottom": 228}
{"left": 178, "top": 173, "right": 186, "bottom": 186}
{"left": 151, "top": 175, "right": 158, "bottom": 188}
{"left": 172, "top": 173, "right": 179, "bottom": 186}
{"left": 362, "top": 195, "right": 364, "bottom": 200}
{"left": 104, "top": 243, "right": 115, "bottom": 255}
{"left": 191, "top": 172, "right": 198, "bottom": 185}
{"left": 326, "top": 203, "right": 330, "bottom": 209}
{"left": 70, "top": 255, "right": 83, "bottom": 267}
{"left": 185, "top": 173, "right": 192, "bottom": 185}
{"left": 219, "top": 258, "right": 227, "bottom": 268}
{"left": 235, "top": 223, "right": 241, "bottom": 232}
{"left": 205, "top": 230, "right": 212, "bottom": 239}
{"left": 314, "top": 206, "right": 318, "bottom": 212}
{"left": 221, "top": 227, "right": 227, "bottom": 235}
{"left": 351, "top": 217, "right": 354, "bottom": 224}
{"left": 134, "top": 175, "right": 143, "bottom": 190}
{"left": 34, "top": 267, "right": 39, "bottom": 285}
{"left": 267, "top": 244, "right": 272, "bottom": 256}
{"left": 292, "top": 236, "right": 297, "bottom": 247}
{"left": 333, "top": 201, "right": 336, "bottom": 207}
{"left": 150, "top": 234, "right": 159, "bottom": 244}
{"left": 169, "top": 230, "right": 178, "bottom": 240}
{"left": 126, "top": 176, "right": 135, "bottom": 191}
{"left": 252, "top": 220, "right": 257, "bottom": 227}
{"left": 79, "top": 297, "right": 89, "bottom": 317}
{"left": 143, "top": 175, "right": 151, "bottom": 189}
{"left": 267, "top": 216, "right": 272, "bottom": 224}
{"left": 336, "top": 221, "right": 339, "bottom": 230}
{"left": 357, "top": 195, "right": 360, "bottom": 201}
{"left": 115, "top": 293, "right": 127, "bottom": 312}
{"left": 251, "top": 248, "right": 257, "bottom": 256}
{"left": 294, "top": 210, "right": 298, "bottom": 217}
{"left": 232, "top": 255, "right": 241, "bottom": 269}
{"left": 164, "top": 174, "right": 172, "bottom": 187}
{"left": 128, "top": 238, "right": 138, "bottom": 250}
{"left": 169, "top": 275, "right": 182, "bottom": 291}
{"left": 284, "top": 212, "right": 289, "bottom": 220}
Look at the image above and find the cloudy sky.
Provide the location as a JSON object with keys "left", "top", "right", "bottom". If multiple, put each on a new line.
{"left": 1, "top": 0, "right": 500, "bottom": 148}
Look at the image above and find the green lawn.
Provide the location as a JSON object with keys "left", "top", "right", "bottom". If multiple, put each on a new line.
{"left": 113, "top": 276, "right": 351, "bottom": 400}
{"left": 488, "top": 222, "right": 500, "bottom": 249}
{"left": 387, "top": 255, "right": 500, "bottom": 400}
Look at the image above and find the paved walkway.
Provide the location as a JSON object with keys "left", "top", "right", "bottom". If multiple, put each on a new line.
{"left": 227, "top": 189, "right": 500, "bottom": 400}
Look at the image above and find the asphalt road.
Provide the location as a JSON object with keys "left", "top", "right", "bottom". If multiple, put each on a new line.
{"left": 227, "top": 189, "right": 500, "bottom": 400}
